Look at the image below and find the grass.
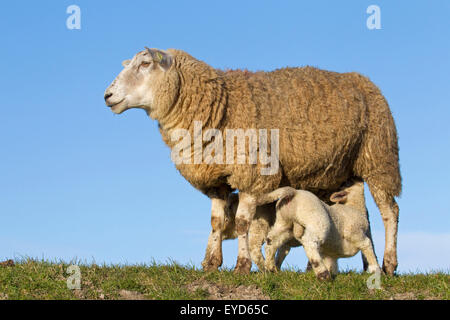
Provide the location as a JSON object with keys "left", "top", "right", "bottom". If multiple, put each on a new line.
{"left": 0, "top": 258, "right": 448, "bottom": 300}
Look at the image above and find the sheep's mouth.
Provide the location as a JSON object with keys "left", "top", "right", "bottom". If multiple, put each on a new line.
{"left": 108, "top": 99, "right": 126, "bottom": 114}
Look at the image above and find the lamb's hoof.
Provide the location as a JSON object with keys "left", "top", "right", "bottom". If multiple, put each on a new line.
{"left": 368, "top": 265, "right": 383, "bottom": 275}
{"left": 256, "top": 264, "right": 266, "bottom": 273}
{"left": 265, "top": 265, "right": 277, "bottom": 273}
{"left": 264, "top": 260, "right": 277, "bottom": 273}
{"left": 317, "top": 270, "right": 331, "bottom": 281}
{"left": 382, "top": 256, "right": 398, "bottom": 276}
{"left": 201, "top": 255, "right": 222, "bottom": 272}
{"left": 234, "top": 257, "right": 252, "bottom": 274}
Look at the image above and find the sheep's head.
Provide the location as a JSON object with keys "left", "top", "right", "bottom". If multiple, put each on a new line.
{"left": 104, "top": 47, "right": 179, "bottom": 119}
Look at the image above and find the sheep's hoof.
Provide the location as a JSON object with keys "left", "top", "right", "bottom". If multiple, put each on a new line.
{"left": 317, "top": 270, "right": 332, "bottom": 281}
{"left": 382, "top": 264, "right": 397, "bottom": 276}
{"left": 382, "top": 254, "right": 398, "bottom": 276}
{"left": 201, "top": 255, "right": 222, "bottom": 272}
{"left": 202, "top": 263, "right": 219, "bottom": 272}
{"left": 234, "top": 257, "right": 252, "bottom": 274}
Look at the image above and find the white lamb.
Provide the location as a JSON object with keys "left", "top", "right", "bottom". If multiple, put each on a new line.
{"left": 264, "top": 179, "right": 381, "bottom": 280}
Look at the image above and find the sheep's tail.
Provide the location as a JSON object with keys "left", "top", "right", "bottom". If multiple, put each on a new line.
{"left": 256, "top": 187, "right": 297, "bottom": 206}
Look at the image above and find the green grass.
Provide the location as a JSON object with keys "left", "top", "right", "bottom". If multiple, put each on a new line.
{"left": 0, "top": 259, "right": 448, "bottom": 300}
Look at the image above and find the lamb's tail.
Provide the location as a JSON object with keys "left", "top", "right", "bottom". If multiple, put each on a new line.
{"left": 256, "top": 187, "right": 297, "bottom": 206}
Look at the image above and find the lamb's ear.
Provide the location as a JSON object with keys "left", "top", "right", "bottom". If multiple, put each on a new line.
{"left": 145, "top": 47, "right": 173, "bottom": 71}
{"left": 122, "top": 59, "right": 131, "bottom": 68}
{"left": 330, "top": 191, "right": 348, "bottom": 204}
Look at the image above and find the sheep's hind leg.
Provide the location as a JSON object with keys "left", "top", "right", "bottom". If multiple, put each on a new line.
{"left": 202, "top": 197, "right": 227, "bottom": 271}
{"left": 368, "top": 183, "right": 399, "bottom": 276}
{"left": 234, "top": 192, "right": 257, "bottom": 274}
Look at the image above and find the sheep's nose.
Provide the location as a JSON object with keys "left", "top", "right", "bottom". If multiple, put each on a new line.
{"left": 104, "top": 92, "right": 113, "bottom": 101}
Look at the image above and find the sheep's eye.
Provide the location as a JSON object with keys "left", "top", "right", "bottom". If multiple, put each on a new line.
{"left": 140, "top": 62, "right": 151, "bottom": 68}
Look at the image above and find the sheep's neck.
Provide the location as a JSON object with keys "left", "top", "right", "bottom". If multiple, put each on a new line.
{"left": 156, "top": 60, "right": 229, "bottom": 158}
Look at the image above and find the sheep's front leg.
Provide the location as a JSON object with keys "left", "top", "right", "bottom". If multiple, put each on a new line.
{"left": 202, "top": 197, "right": 227, "bottom": 271}
{"left": 234, "top": 192, "right": 257, "bottom": 274}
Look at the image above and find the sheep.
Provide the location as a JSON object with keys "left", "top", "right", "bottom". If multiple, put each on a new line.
{"left": 262, "top": 179, "right": 381, "bottom": 280}
{"left": 104, "top": 47, "right": 401, "bottom": 275}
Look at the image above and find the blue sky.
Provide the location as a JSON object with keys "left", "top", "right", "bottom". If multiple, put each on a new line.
{"left": 0, "top": 1, "right": 449, "bottom": 273}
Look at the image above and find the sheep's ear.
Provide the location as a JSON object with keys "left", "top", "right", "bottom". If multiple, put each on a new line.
{"left": 145, "top": 47, "right": 173, "bottom": 71}
{"left": 122, "top": 59, "right": 131, "bottom": 68}
{"left": 330, "top": 191, "right": 348, "bottom": 204}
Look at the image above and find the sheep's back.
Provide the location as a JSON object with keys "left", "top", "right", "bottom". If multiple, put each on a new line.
{"left": 224, "top": 67, "right": 369, "bottom": 192}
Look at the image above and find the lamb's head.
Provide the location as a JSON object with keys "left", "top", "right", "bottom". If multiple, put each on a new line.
{"left": 104, "top": 47, "right": 180, "bottom": 119}
{"left": 329, "top": 178, "right": 365, "bottom": 210}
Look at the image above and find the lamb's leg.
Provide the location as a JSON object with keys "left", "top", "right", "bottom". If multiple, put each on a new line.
{"left": 265, "top": 224, "right": 293, "bottom": 272}
{"left": 234, "top": 192, "right": 257, "bottom": 274}
{"left": 323, "top": 256, "right": 338, "bottom": 276}
{"left": 276, "top": 234, "right": 302, "bottom": 269}
{"left": 361, "top": 252, "right": 369, "bottom": 272}
{"left": 359, "top": 238, "right": 382, "bottom": 274}
{"left": 275, "top": 243, "right": 291, "bottom": 270}
{"left": 276, "top": 223, "right": 303, "bottom": 270}
{"left": 202, "top": 197, "right": 227, "bottom": 271}
{"left": 301, "top": 239, "right": 330, "bottom": 281}
{"left": 368, "top": 184, "right": 399, "bottom": 275}
{"left": 248, "top": 220, "right": 267, "bottom": 272}
{"left": 361, "top": 208, "right": 376, "bottom": 272}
